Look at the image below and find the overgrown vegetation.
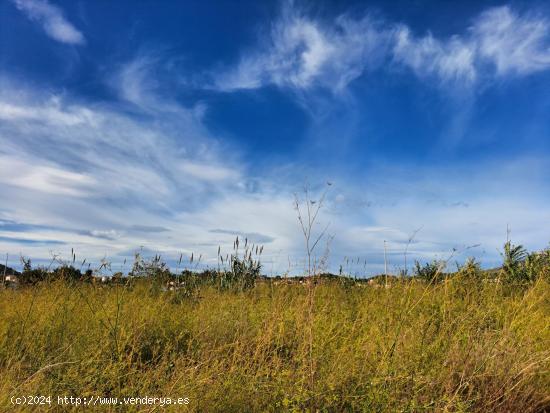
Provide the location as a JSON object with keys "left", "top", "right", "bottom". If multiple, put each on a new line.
{"left": 1, "top": 242, "right": 549, "bottom": 412}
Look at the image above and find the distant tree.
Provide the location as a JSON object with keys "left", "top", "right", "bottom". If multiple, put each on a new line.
{"left": 18, "top": 257, "right": 48, "bottom": 285}
{"left": 501, "top": 241, "right": 528, "bottom": 282}
{"left": 457, "top": 257, "right": 482, "bottom": 279}
{"left": 523, "top": 248, "right": 550, "bottom": 283}
{"left": 52, "top": 265, "right": 83, "bottom": 282}
{"left": 414, "top": 259, "right": 446, "bottom": 283}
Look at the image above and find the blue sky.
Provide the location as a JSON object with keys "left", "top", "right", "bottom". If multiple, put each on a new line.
{"left": 1, "top": 0, "right": 549, "bottom": 275}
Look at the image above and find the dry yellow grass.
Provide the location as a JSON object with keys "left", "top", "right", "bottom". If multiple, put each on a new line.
{"left": 0, "top": 277, "right": 549, "bottom": 412}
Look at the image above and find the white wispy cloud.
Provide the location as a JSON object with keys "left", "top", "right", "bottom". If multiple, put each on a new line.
{"left": 1, "top": 78, "right": 549, "bottom": 274}
{"left": 0, "top": 74, "right": 298, "bottom": 269}
{"left": 0, "top": 155, "right": 96, "bottom": 197}
{"left": 472, "top": 6, "right": 550, "bottom": 76}
{"left": 392, "top": 26, "right": 477, "bottom": 85}
{"left": 215, "top": 5, "right": 393, "bottom": 92}
{"left": 395, "top": 5, "right": 550, "bottom": 84}
{"left": 214, "top": 4, "right": 550, "bottom": 92}
{"left": 0, "top": 99, "right": 96, "bottom": 126}
{"left": 114, "top": 55, "right": 161, "bottom": 108}
{"left": 179, "top": 162, "right": 238, "bottom": 182}
{"left": 11, "top": 0, "right": 85, "bottom": 45}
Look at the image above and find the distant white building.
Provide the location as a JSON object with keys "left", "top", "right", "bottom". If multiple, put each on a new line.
{"left": 5, "top": 274, "right": 18, "bottom": 282}
{"left": 3, "top": 273, "right": 19, "bottom": 288}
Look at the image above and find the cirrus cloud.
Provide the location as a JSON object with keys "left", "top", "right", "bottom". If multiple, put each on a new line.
{"left": 11, "top": 0, "right": 85, "bottom": 45}
{"left": 214, "top": 4, "right": 550, "bottom": 92}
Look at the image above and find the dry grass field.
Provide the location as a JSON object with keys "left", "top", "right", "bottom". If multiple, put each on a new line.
{"left": 1, "top": 270, "right": 548, "bottom": 412}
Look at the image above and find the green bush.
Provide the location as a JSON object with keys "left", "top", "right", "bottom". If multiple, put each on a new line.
{"left": 457, "top": 257, "right": 482, "bottom": 279}
{"left": 413, "top": 259, "right": 446, "bottom": 282}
